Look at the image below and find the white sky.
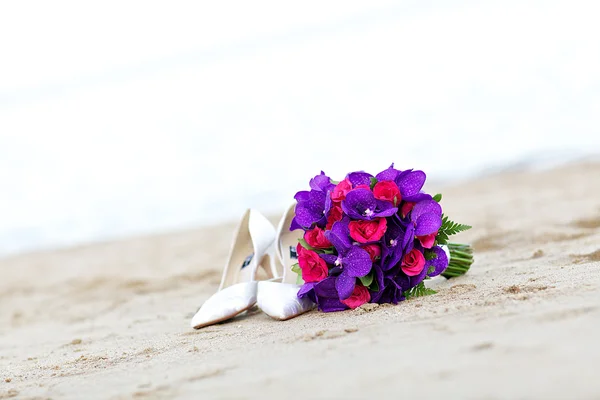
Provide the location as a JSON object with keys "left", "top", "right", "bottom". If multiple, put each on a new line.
{"left": 1, "top": 0, "right": 599, "bottom": 255}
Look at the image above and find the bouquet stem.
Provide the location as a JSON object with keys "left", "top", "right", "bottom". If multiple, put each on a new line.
{"left": 441, "top": 243, "right": 474, "bottom": 279}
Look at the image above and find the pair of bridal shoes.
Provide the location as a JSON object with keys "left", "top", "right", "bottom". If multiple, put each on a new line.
{"left": 190, "top": 206, "right": 314, "bottom": 329}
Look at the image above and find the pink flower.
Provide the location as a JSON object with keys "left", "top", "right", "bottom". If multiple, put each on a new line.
{"left": 298, "top": 248, "right": 329, "bottom": 283}
{"left": 400, "top": 201, "right": 415, "bottom": 218}
{"left": 401, "top": 249, "right": 426, "bottom": 276}
{"left": 326, "top": 204, "right": 343, "bottom": 230}
{"left": 304, "top": 227, "right": 332, "bottom": 249}
{"left": 349, "top": 218, "right": 387, "bottom": 243}
{"left": 341, "top": 284, "right": 371, "bottom": 309}
{"left": 362, "top": 244, "right": 381, "bottom": 261}
{"left": 331, "top": 179, "right": 352, "bottom": 202}
{"left": 373, "top": 181, "right": 401, "bottom": 205}
{"left": 417, "top": 232, "right": 437, "bottom": 249}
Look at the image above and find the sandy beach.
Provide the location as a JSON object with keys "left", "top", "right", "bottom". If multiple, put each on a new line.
{"left": 2, "top": 162, "right": 600, "bottom": 400}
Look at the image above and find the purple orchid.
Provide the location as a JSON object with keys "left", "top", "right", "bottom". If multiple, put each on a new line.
{"left": 375, "top": 163, "right": 401, "bottom": 182}
{"left": 380, "top": 217, "right": 406, "bottom": 271}
{"left": 346, "top": 171, "right": 374, "bottom": 187}
{"left": 394, "top": 170, "right": 431, "bottom": 202}
{"left": 310, "top": 171, "right": 336, "bottom": 193}
{"left": 298, "top": 276, "right": 348, "bottom": 312}
{"left": 320, "top": 218, "right": 372, "bottom": 300}
{"left": 402, "top": 199, "right": 443, "bottom": 252}
{"left": 291, "top": 172, "right": 334, "bottom": 230}
{"left": 425, "top": 246, "right": 449, "bottom": 277}
{"left": 341, "top": 188, "right": 398, "bottom": 221}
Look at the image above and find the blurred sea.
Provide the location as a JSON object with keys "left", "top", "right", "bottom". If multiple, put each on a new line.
{"left": 1, "top": 1, "right": 599, "bottom": 256}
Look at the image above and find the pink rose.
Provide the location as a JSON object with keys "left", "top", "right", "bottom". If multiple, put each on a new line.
{"left": 400, "top": 201, "right": 415, "bottom": 218}
{"left": 326, "top": 204, "right": 343, "bottom": 230}
{"left": 362, "top": 244, "right": 381, "bottom": 261}
{"left": 373, "top": 181, "right": 401, "bottom": 205}
{"left": 417, "top": 232, "right": 437, "bottom": 249}
{"left": 349, "top": 218, "right": 387, "bottom": 243}
{"left": 341, "top": 284, "right": 371, "bottom": 309}
{"left": 298, "top": 249, "right": 329, "bottom": 283}
{"left": 304, "top": 227, "right": 332, "bottom": 249}
{"left": 331, "top": 179, "right": 352, "bottom": 202}
{"left": 401, "top": 249, "right": 426, "bottom": 276}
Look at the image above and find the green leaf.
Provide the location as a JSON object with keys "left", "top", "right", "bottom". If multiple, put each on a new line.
{"left": 436, "top": 214, "right": 471, "bottom": 245}
{"left": 330, "top": 180, "right": 340, "bottom": 185}
{"left": 359, "top": 271, "right": 374, "bottom": 287}
{"left": 424, "top": 250, "right": 438, "bottom": 261}
{"left": 320, "top": 247, "right": 336, "bottom": 254}
{"left": 291, "top": 263, "right": 304, "bottom": 285}
{"left": 432, "top": 193, "right": 442, "bottom": 202}
{"left": 369, "top": 177, "right": 378, "bottom": 189}
{"left": 368, "top": 278, "right": 379, "bottom": 292}
{"left": 403, "top": 282, "right": 437, "bottom": 300}
{"left": 298, "top": 238, "right": 315, "bottom": 251}
{"left": 291, "top": 263, "right": 301, "bottom": 275}
{"left": 440, "top": 214, "right": 472, "bottom": 236}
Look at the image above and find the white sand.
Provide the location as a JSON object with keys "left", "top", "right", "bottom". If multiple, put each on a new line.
{"left": 2, "top": 162, "right": 600, "bottom": 399}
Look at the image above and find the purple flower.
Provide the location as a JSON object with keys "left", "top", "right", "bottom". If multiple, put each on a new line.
{"left": 298, "top": 277, "right": 347, "bottom": 312}
{"left": 395, "top": 170, "right": 428, "bottom": 202}
{"left": 346, "top": 171, "right": 373, "bottom": 187}
{"left": 321, "top": 218, "right": 372, "bottom": 300}
{"left": 426, "top": 246, "right": 449, "bottom": 277}
{"left": 380, "top": 217, "right": 406, "bottom": 271}
{"left": 291, "top": 172, "right": 336, "bottom": 230}
{"left": 310, "top": 171, "right": 336, "bottom": 193}
{"left": 402, "top": 199, "right": 443, "bottom": 252}
{"left": 375, "top": 163, "right": 401, "bottom": 182}
{"left": 341, "top": 189, "right": 398, "bottom": 221}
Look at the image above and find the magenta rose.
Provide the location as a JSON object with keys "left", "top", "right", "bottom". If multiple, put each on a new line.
{"left": 373, "top": 180, "right": 401, "bottom": 205}
{"left": 362, "top": 244, "right": 381, "bottom": 261}
{"left": 401, "top": 249, "right": 426, "bottom": 276}
{"left": 348, "top": 218, "right": 387, "bottom": 243}
{"left": 340, "top": 284, "right": 371, "bottom": 309}
{"left": 326, "top": 204, "right": 343, "bottom": 230}
{"left": 304, "top": 227, "right": 332, "bottom": 249}
{"left": 298, "top": 248, "right": 329, "bottom": 283}
{"left": 331, "top": 179, "right": 352, "bottom": 202}
{"left": 417, "top": 231, "right": 438, "bottom": 249}
{"left": 400, "top": 201, "right": 415, "bottom": 218}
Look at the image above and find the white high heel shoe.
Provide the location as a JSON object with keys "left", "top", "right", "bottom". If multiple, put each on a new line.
{"left": 190, "top": 209, "right": 277, "bottom": 329}
{"left": 257, "top": 205, "right": 316, "bottom": 320}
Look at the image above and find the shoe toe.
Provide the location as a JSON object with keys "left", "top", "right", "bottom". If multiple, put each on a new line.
{"left": 257, "top": 282, "right": 315, "bottom": 320}
{"left": 190, "top": 281, "right": 258, "bottom": 329}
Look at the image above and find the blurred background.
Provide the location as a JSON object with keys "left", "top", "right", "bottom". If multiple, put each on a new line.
{"left": 1, "top": 0, "right": 599, "bottom": 256}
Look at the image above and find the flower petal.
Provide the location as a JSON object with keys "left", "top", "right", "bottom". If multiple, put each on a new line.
{"left": 397, "top": 170, "right": 426, "bottom": 198}
{"left": 426, "top": 246, "right": 449, "bottom": 277}
{"left": 376, "top": 164, "right": 400, "bottom": 182}
{"left": 343, "top": 246, "right": 372, "bottom": 277}
{"left": 314, "top": 276, "right": 338, "bottom": 298}
{"left": 347, "top": 171, "right": 374, "bottom": 187}
{"left": 298, "top": 282, "right": 316, "bottom": 297}
{"left": 342, "top": 188, "right": 376, "bottom": 220}
{"left": 335, "top": 271, "right": 356, "bottom": 300}
{"left": 415, "top": 213, "right": 442, "bottom": 236}
{"left": 317, "top": 297, "right": 348, "bottom": 312}
{"left": 319, "top": 253, "right": 338, "bottom": 265}
{"left": 411, "top": 199, "right": 442, "bottom": 222}
{"left": 325, "top": 218, "right": 352, "bottom": 253}
{"left": 402, "top": 223, "right": 415, "bottom": 252}
{"left": 309, "top": 171, "right": 334, "bottom": 192}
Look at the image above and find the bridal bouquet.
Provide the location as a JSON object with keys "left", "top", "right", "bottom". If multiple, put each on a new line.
{"left": 291, "top": 165, "right": 473, "bottom": 312}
